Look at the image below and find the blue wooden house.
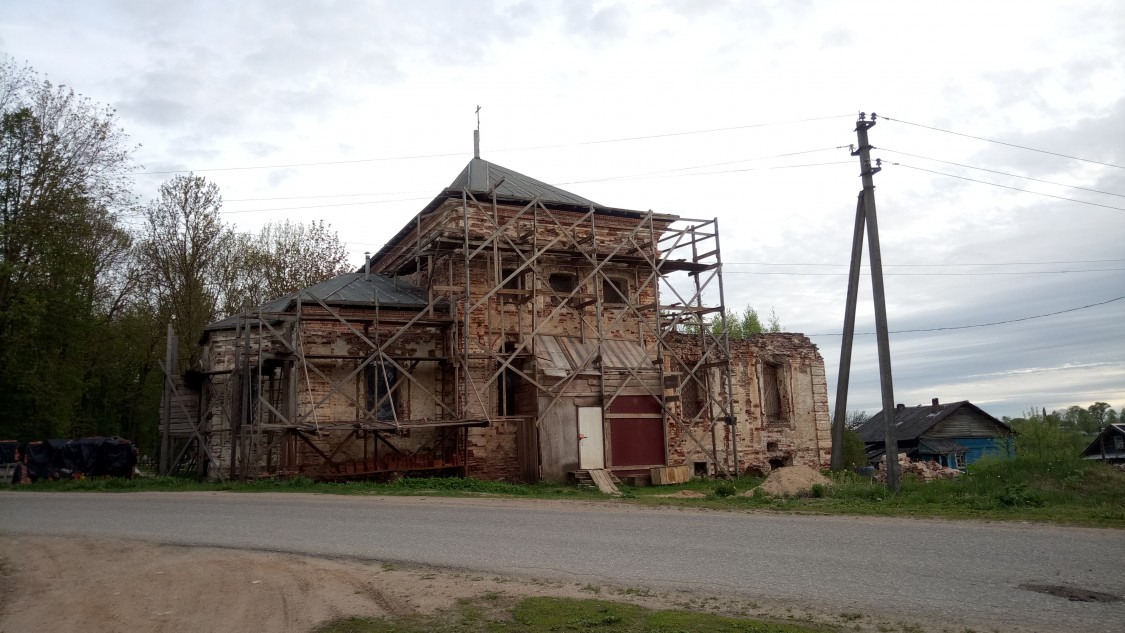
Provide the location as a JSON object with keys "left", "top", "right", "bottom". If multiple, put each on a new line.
{"left": 858, "top": 399, "right": 1011, "bottom": 468}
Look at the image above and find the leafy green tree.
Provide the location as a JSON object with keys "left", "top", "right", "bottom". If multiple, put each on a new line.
{"left": 1009, "top": 408, "right": 1086, "bottom": 460}
{"left": 0, "top": 57, "right": 139, "bottom": 441}
{"left": 1086, "top": 402, "right": 1114, "bottom": 432}
{"left": 840, "top": 428, "right": 869, "bottom": 468}
{"left": 712, "top": 305, "right": 783, "bottom": 339}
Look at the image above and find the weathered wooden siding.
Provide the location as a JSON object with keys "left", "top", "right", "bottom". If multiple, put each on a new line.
{"left": 927, "top": 411, "right": 1008, "bottom": 439}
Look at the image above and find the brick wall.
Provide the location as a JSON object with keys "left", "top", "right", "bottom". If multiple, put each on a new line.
{"left": 665, "top": 332, "right": 831, "bottom": 474}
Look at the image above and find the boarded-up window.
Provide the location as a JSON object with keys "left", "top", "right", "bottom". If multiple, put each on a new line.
{"left": 762, "top": 362, "right": 785, "bottom": 424}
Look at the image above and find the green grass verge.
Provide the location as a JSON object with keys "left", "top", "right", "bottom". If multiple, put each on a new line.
{"left": 14, "top": 456, "right": 1124, "bottom": 528}
{"left": 311, "top": 596, "right": 834, "bottom": 633}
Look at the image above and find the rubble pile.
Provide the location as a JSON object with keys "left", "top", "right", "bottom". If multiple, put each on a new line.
{"left": 877, "top": 453, "right": 961, "bottom": 482}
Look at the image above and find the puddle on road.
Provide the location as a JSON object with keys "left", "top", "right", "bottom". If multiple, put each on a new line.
{"left": 1019, "top": 583, "right": 1122, "bottom": 603}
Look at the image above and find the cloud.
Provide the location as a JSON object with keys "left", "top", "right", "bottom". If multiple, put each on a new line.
{"left": 563, "top": 1, "right": 630, "bottom": 41}
{"left": 820, "top": 28, "right": 851, "bottom": 49}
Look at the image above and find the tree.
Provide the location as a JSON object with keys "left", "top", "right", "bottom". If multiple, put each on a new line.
{"left": 828, "top": 409, "right": 870, "bottom": 469}
{"left": 137, "top": 175, "right": 353, "bottom": 368}
{"left": 1008, "top": 408, "right": 1085, "bottom": 460}
{"left": 1086, "top": 402, "right": 1114, "bottom": 432}
{"left": 713, "top": 305, "right": 783, "bottom": 339}
{"left": 224, "top": 219, "right": 349, "bottom": 314}
{"left": 0, "top": 57, "right": 140, "bottom": 441}
{"left": 136, "top": 173, "right": 232, "bottom": 368}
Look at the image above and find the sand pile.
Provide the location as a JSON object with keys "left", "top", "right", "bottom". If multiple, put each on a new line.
{"left": 747, "top": 465, "right": 832, "bottom": 497}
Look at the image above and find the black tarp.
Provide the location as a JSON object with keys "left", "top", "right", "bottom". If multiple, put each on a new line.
{"left": 0, "top": 440, "right": 19, "bottom": 463}
{"left": 24, "top": 437, "right": 137, "bottom": 481}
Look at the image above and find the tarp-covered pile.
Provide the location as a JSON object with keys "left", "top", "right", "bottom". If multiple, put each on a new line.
{"left": 2, "top": 437, "right": 138, "bottom": 482}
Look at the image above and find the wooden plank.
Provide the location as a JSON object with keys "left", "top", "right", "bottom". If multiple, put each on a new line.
{"left": 650, "top": 465, "right": 693, "bottom": 485}
{"left": 587, "top": 469, "right": 621, "bottom": 496}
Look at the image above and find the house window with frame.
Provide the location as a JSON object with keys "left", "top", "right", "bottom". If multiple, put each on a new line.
{"left": 366, "top": 363, "right": 399, "bottom": 421}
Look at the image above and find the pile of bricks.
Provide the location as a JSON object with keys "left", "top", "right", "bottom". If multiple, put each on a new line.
{"left": 878, "top": 453, "right": 961, "bottom": 482}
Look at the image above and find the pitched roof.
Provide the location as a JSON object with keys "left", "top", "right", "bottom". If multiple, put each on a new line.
{"left": 448, "top": 158, "right": 600, "bottom": 208}
{"left": 204, "top": 273, "right": 431, "bottom": 333}
{"left": 1081, "top": 423, "right": 1125, "bottom": 460}
{"left": 368, "top": 155, "right": 667, "bottom": 275}
{"left": 856, "top": 400, "right": 1009, "bottom": 443}
{"left": 917, "top": 438, "right": 969, "bottom": 455}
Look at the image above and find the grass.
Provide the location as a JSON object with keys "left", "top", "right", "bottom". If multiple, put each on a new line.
{"left": 310, "top": 596, "right": 836, "bottom": 633}
{"left": 14, "top": 455, "right": 1125, "bottom": 527}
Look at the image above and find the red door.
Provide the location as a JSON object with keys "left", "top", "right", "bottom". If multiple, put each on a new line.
{"left": 609, "top": 395, "right": 665, "bottom": 467}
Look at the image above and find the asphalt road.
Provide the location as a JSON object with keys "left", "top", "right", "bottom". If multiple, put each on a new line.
{"left": 1, "top": 491, "right": 1122, "bottom": 632}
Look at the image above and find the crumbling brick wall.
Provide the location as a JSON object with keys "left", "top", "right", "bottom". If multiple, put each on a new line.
{"left": 665, "top": 332, "right": 831, "bottom": 474}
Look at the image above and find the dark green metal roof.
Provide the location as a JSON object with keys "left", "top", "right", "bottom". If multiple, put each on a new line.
{"left": 204, "top": 273, "right": 431, "bottom": 333}
{"left": 449, "top": 158, "right": 600, "bottom": 208}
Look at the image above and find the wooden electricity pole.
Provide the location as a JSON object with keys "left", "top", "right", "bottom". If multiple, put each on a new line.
{"left": 830, "top": 112, "right": 900, "bottom": 491}
{"left": 161, "top": 320, "right": 177, "bottom": 476}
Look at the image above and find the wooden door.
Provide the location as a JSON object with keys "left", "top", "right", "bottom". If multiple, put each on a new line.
{"left": 577, "top": 406, "right": 605, "bottom": 470}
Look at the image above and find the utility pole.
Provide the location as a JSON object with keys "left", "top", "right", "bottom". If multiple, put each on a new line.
{"left": 831, "top": 112, "right": 900, "bottom": 491}
{"left": 161, "top": 320, "right": 177, "bottom": 476}
{"left": 830, "top": 195, "right": 865, "bottom": 471}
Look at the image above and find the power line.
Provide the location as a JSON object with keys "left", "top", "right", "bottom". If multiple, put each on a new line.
{"left": 880, "top": 115, "right": 1125, "bottom": 170}
{"left": 886, "top": 162, "right": 1125, "bottom": 212}
{"left": 125, "top": 114, "right": 854, "bottom": 177}
{"left": 558, "top": 159, "right": 853, "bottom": 186}
{"left": 227, "top": 189, "right": 426, "bottom": 203}
{"left": 127, "top": 151, "right": 467, "bottom": 176}
{"left": 806, "top": 296, "right": 1124, "bottom": 337}
{"left": 724, "top": 259, "right": 1125, "bottom": 267}
{"left": 219, "top": 195, "right": 433, "bottom": 215}
{"left": 221, "top": 146, "right": 847, "bottom": 204}
{"left": 724, "top": 269, "right": 1124, "bottom": 276}
{"left": 502, "top": 114, "right": 853, "bottom": 151}
{"left": 216, "top": 159, "right": 853, "bottom": 215}
{"left": 879, "top": 148, "right": 1125, "bottom": 199}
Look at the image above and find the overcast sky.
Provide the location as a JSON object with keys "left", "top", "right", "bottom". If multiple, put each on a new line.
{"left": 2, "top": 0, "right": 1122, "bottom": 417}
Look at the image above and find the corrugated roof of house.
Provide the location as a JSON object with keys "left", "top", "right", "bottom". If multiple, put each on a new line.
{"left": 204, "top": 273, "right": 431, "bottom": 333}
{"left": 856, "top": 400, "right": 1008, "bottom": 443}
{"left": 533, "top": 335, "right": 654, "bottom": 378}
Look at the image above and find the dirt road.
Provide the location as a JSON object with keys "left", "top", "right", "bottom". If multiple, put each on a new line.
{"left": 0, "top": 535, "right": 802, "bottom": 633}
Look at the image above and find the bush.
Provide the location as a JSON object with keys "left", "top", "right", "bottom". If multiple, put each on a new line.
{"left": 996, "top": 483, "right": 1046, "bottom": 508}
{"left": 711, "top": 482, "right": 736, "bottom": 497}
